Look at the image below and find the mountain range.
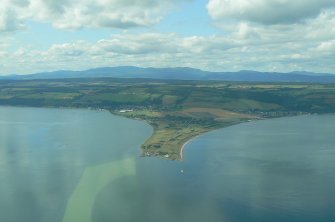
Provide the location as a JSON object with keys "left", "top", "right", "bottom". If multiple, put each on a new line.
{"left": 2, "top": 66, "right": 335, "bottom": 83}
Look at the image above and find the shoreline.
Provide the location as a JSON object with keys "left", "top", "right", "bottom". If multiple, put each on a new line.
{"left": 1, "top": 104, "right": 328, "bottom": 161}
{"left": 137, "top": 118, "right": 255, "bottom": 161}
{"left": 104, "top": 110, "right": 261, "bottom": 161}
{"left": 178, "top": 120, "right": 252, "bottom": 161}
{"left": 180, "top": 134, "right": 201, "bottom": 160}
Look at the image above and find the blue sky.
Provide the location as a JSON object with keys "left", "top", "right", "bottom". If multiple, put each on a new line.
{"left": 0, "top": 0, "right": 335, "bottom": 75}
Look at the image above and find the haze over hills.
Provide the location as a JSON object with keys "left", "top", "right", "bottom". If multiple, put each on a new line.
{"left": 2, "top": 66, "right": 335, "bottom": 83}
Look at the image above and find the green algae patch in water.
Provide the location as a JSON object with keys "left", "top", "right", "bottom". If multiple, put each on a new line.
{"left": 62, "top": 157, "right": 136, "bottom": 222}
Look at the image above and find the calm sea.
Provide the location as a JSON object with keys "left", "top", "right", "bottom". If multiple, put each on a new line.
{"left": 0, "top": 106, "right": 334, "bottom": 222}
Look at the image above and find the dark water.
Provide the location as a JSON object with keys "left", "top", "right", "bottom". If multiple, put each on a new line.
{"left": 0, "top": 106, "right": 335, "bottom": 222}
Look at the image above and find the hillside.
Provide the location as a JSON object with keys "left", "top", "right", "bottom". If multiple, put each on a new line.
{"left": 3, "top": 67, "right": 335, "bottom": 83}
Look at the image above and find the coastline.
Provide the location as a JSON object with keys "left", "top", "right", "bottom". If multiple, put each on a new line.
{"left": 137, "top": 118, "right": 255, "bottom": 161}
{"left": 180, "top": 134, "right": 201, "bottom": 160}
{"left": 109, "top": 109, "right": 260, "bottom": 161}
{"left": 0, "top": 104, "right": 325, "bottom": 161}
{"left": 1, "top": 78, "right": 334, "bottom": 161}
{"left": 178, "top": 120, "right": 252, "bottom": 161}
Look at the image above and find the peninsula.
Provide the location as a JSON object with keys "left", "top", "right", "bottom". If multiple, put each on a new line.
{"left": 113, "top": 108, "right": 257, "bottom": 160}
{"left": 0, "top": 78, "right": 334, "bottom": 160}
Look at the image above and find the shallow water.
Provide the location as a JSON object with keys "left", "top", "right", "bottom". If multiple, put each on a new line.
{"left": 0, "top": 106, "right": 334, "bottom": 222}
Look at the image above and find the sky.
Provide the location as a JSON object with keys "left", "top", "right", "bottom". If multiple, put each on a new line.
{"left": 0, "top": 0, "right": 335, "bottom": 75}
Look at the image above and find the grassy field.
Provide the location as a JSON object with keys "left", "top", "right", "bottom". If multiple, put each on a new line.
{"left": 1, "top": 78, "right": 335, "bottom": 159}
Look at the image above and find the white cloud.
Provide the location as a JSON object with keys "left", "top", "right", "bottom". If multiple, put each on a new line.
{"left": 207, "top": 0, "right": 335, "bottom": 25}
{"left": 0, "top": 33, "right": 237, "bottom": 74}
{"left": 95, "top": 33, "right": 181, "bottom": 55}
{"left": 1, "top": 31, "right": 335, "bottom": 75}
{"left": 203, "top": 0, "right": 335, "bottom": 73}
{"left": 0, "top": 0, "right": 186, "bottom": 32}
{"left": 1, "top": 1, "right": 335, "bottom": 74}
{"left": 0, "top": 1, "right": 26, "bottom": 32}
{"left": 305, "top": 10, "right": 335, "bottom": 40}
{"left": 317, "top": 40, "right": 335, "bottom": 51}
{"left": 314, "top": 40, "right": 335, "bottom": 58}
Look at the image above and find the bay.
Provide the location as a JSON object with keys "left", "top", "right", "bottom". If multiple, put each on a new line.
{"left": 94, "top": 114, "right": 335, "bottom": 222}
{"left": 0, "top": 106, "right": 152, "bottom": 222}
{"left": 0, "top": 106, "right": 335, "bottom": 222}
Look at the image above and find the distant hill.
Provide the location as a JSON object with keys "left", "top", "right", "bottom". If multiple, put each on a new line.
{"left": 2, "top": 66, "right": 335, "bottom": 83}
